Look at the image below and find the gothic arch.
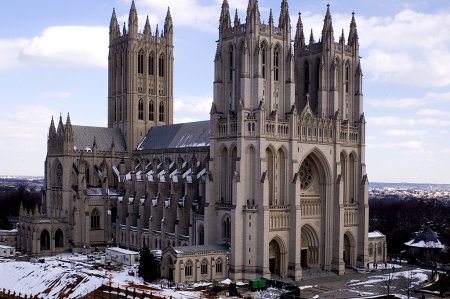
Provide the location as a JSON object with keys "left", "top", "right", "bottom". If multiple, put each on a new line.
{"left": 55, "top": 228, "right": 64, "bottom": 248}
{"left": 222, "top": 214, "right": 231, "bottom": 241}
{"left": 265, "top": 146, "right": 275, "bottom": 206}
{"left": 269, "top": 236, "right": 286, "bottom": 276}
{"left": 198, "top": 224, "right": 205, "bottom": 245}
{"left": 299, "top": 148, "right": 331, "bottom": 184}
{"left": 245, "top": 145, "right": 256, "bottom": 204}
{"left": 52, "top": 159, "right": 63, "bottom": 188}
{"left": 40, "top": 229, "right": 50, "bottom": 251}
{"left": 340, "top": 151, "right": 348, "bottom": 204}
{"left": 348, "top": 152, "right": 357, "bottom": 203}
{"left": 300, "top": 224, "right": 319, "bottom": 268}
{"left": 344, "top": 231, "right": 355, "bottom": 266}
{"left": 276, "top": 147, "right": 287, "bottom": 205}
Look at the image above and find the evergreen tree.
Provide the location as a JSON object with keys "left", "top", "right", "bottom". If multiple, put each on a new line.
{"left": 138, "top": 246, "right": 160, "bottom": 281}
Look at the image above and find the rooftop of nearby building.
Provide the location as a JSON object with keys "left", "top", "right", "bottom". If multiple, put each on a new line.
{"left": 171, "top": 243, "right": 230, "bottom": 254}
{"left": 404, "top": 226, "right": 446, "bottom": 249}
{"left": 73, "top": 125, "right": 126, "bottom": 152}
{"left": 106, "top": 247, "right": 139, "bottom": 255}
{"left": 137, "top": 121, "right": 210, "bottom": 150}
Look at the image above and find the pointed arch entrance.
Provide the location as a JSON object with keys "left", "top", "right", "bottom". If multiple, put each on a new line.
{"left": 40, "top": 229, "right": 50, "bottom": 251}
{"left": 55, "top": 229, "right": 64, "bottom": 248}
{"left": 269, "top": 237, "right": 285, "bottom": 277}
{"left": 300, "top": 225, "right": 319, "bottom": 268}
{"left": 162, "top": 256, "right": 175, "bottom": 282}
{"left": 344, "top": 232, "right": 355, "bottom": 266}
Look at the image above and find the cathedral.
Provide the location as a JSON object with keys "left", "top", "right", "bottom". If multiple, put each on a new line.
{"left": 18, "top": 0, "right": 369, "bottom": 283}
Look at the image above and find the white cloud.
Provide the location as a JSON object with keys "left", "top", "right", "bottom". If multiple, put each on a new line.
{"left": 0, "top": 26, "right": 108, "bottom": 70}
{"left": 40, "top": 91, "right": 71, "bottom": 100}
{"left": 0, "top": 39, "right": 28, "bottom": 69}
{"left": 382, "top": 129, "right": 428, "bottom": 137}
{"left": 368, "top": 92, "right": 450, "bottom": 109}
{"left": 174, "top": 95, "right": 212, "bottom": 123}
{"left": 21, "top": 26, "right": 108, "bottom": 68}
{"left": 368, "top": 140, "right": 423, "bottom": 150}
{"left": 358, "top": 9, "right": 450, "bottom": 87}
{"left": 0, "top": 105, "right": 56, "bottom": 176}
{"left": 418, "top": 109, "right": 450, "bottom": 117}
{"left": 368, "top": 116, "right": 450, "bottom": 127}
{"left": 0, "top": 106, "right": 54, "bottom": 141}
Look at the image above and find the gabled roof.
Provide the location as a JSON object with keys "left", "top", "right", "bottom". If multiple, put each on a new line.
{"left": 137, "top": 121, "right": 210, "bottom": 150}
{"left": 73, "top": 125, "right": 126, "bottom": 152}
{"left": 164, "top": 243, "right": 230, "bottom": 255}
{"left": 405, "top": 226, "right": 445, "bottom": 249}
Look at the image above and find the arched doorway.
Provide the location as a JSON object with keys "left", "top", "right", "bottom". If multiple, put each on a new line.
{"left": 163, "top": 256, "right": 175, "bottom": 282}
{"left": 344, "top": 232, "right": 355, "bottom": 266}
{"left": 269, "top": 239, "right": 281, "bottom": 276}
{"left": 40, "top": 229, "right": 50, "bottom": 251}
{"left": 300, "top": 225, "right": 319, "bottom": 268}
{"left": 55, "top": 229, "right": 64, "bottom": 248}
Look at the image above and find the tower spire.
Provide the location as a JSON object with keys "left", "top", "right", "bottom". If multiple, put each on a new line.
{"left": 219, "top": 0, "right": 231, "bottom": 33}
{"left": 144, "top": 15, "right": 152, "bottom": 37}
{"left": 49, "top": 116, "right": 56, "bottom": 138}
{"left": 348, "top": 12, "right": 359, "bottom": 45}
{"left": 128, "top": 0, "right": 138, "bottom": 38}
{"left": 164, "top": 7, "right": 173, "bottom": 36}
{"left": 109, "top": 8, "right": 119, "bottom": 40}
{"left": 279, "top": 0, "right": 290, "bottom": 30}
{"left": 294, "top": 13, "right": 305, "bottom": 49}
{"left": 269, "top": 9, "right": 274, "bottom": 27}
{"left": 246, "top": 0, "right": 261, "bottom": 29}
{"left": 321, "top": 4, "right": 334, "bottom": 43}
{"left": 309, "top": 29, "right": 314, "bottom": 45}
{"left": 234, "top": 9, "right": 240, "bottom": 29}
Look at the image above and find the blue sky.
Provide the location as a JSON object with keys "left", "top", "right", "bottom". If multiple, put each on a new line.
{"left": 1, "top": 0, "right": 450, "bottom": 184}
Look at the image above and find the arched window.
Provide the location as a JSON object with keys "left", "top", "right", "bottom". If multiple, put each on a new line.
{"left": 261, "top": 46, "right": 266, "bottom": 79}
{"left": 200, "top": 259, "right": 208, "bottom": 275}
{"left": 229, "top": 47, "right": 233, "bottom": 81}
{"left": 138, "top": 99, "right": 144, "bottom": 120}
{"left": 198, "top": 225, "right": 204, "bottom": 245}
{"left": 55, "top": 162, "right": 63, "bottom": 187}
{"left": 304, "top": 61, "right": 310, "bottom": 94}
{"left": 40, "top": 229, "right": 50, "bottom": 251}
{"left": 114, "top": 101, "right": 117, "bottom": 122}
{"left": 149, "top": 100, "right": 154, "bottom": 121}
{"left": 159, "top": 101, "right": 165, "bottom": 122}
{"left": 55, "top": 229, "right": 64, "bottom": 248}
{"left": 148, "top": 52, "right": 154, "bottom": 76}
{"left": 185, "top": 260, "right": 193, "bottom": 277}
{"left": 216, "top": 258, "right": 223, "bottom": 273}
{"left": 111, "top": 207, "right": 117, "bottom": 224}
{"left": 222, "top": 216, "right": 231, "bottom": 241}
{"left": 158, "top": 55, "right": 165, "bottom": 77}
{"left": 91, "top": 208, "right": 100, "bottom": 229}
{"left": 345, "top": 63, "right": 350, "bottom": 93}
{"left": 118, "top": 100, "right": 122, "bottom": 121}
{"left": 137, "top": 50, "right": 144, "bottom": 74}
{"left": 274, "top": 48, "right": 280, "bottom": 81}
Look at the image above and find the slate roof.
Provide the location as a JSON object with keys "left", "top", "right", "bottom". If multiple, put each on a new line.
{"left": 404, "top": 226, "right": 445, "bottom": 249}
{"left": 137, "top": 121, "right": 210, "bottom": 150}
{"left": 172, "top": 243, "right": 230, "bottom": 254}
{"left": 73, "top": 125, "right": 126, "bottom": 152}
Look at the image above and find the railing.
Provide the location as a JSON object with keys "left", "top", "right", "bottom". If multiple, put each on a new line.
{"left": 344, "top": 204, "right": 359, "bottom": 227}
{"left": 301, "top": 196, "right": 321, "bottom": 217}
{"left": 269, "top": 206, "right": 290, "bottom": 230}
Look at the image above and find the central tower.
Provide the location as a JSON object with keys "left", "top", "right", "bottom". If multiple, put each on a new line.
{"left": 108, "top": 1, "right": 174, "bottom": 152}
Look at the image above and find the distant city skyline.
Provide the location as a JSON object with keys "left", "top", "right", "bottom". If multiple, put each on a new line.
{"left": 1, "top": 0, "right": 449, "bottom": 183}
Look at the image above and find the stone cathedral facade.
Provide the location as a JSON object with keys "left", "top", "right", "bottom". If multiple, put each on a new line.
{"left": 17, "top": 0, "right": 369, "bottom": 283}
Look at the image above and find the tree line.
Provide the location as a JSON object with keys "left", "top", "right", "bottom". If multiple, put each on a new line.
{"left": 369, "top": 195, "right": 450, "bottom": 255}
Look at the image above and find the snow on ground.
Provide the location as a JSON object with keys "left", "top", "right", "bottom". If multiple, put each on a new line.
{"left": 0, "top": 255, "right": 436, "bottom": 299}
